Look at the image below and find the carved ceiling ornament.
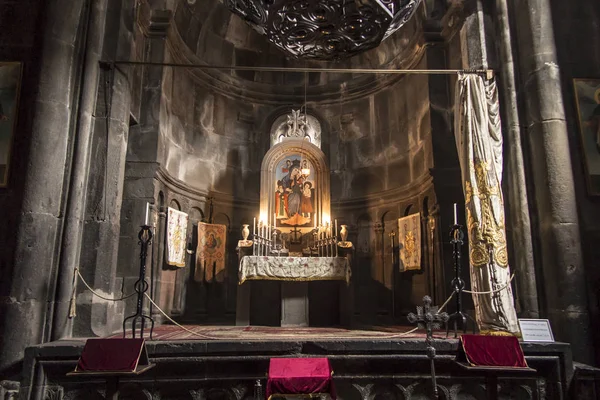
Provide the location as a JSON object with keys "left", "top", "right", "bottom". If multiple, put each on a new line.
{"left": 270, "top": 110, "right": 322, "bottom": 149}
{"left": 225, "top": 0, "right": 423, "bottom": 59}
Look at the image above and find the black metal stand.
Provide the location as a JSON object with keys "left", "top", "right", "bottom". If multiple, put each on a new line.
{"left": 446, "top": 223, "right": 475, "bottom": 338}
{"left": 123, "top": 225, "right": 155, "bottom": 339}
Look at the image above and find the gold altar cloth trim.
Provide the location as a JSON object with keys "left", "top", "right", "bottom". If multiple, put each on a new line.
{"left": 166, "top": 207, "right": 188, "bottom": 267}
{"left": 238, "top": 256, "right": 351, "bottom": 285}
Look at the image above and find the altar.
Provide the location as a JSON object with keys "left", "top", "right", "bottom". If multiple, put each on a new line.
{"left": 234, "top": 118, "right": 355, "bottom": 328}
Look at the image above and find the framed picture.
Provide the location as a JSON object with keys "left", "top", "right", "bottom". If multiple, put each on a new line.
{"left": 0, "top": 62, "right": 23, "bottom": 187}
{"left": 574, "top": 78, "right": 600, "bottom": 196}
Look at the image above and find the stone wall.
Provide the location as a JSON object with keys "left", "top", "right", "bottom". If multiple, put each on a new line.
{"left": 150, "top": 37, "right": 437, "bottom": 323}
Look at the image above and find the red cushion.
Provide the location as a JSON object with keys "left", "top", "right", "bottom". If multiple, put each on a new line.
{"left": 461, "top": 334, "right": 528, "bottom": 368}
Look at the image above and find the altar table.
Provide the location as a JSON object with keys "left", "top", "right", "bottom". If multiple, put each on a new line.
{"left": 266, "top": 358, "right": 336, "bottom": 400}
{"left": 236, "top": 256, "right": 353, "bottom": 327}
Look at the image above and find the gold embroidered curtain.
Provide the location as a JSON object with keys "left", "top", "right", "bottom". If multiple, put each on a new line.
{"left": 454, "top": 74, "right": 519, "bottom": 335}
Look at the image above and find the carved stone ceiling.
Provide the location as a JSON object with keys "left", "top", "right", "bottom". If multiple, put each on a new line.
{"left": 167, "top": 0, "right": 432, "bottom": 103}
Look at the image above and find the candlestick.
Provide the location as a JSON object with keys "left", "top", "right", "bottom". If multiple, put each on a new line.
{"left": 258, "top": 221, "right": 262, "bottom": 256}
{"left": 453, "top": 203, "right": 458, "bottom": 225}
{"left": 144, "top": 202, "right": 149, "bottom": 226}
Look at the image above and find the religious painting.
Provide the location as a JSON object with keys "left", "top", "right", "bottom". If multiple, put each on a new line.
{"left": 398, "top": 213, "right": 421, "bottom": 272}
{"left": 0, "top": 62, "right": 22, "bottom": 187}
{"left": 274, "top": 155, "right": 315, "bottom": 227}
{"left": 574, "top": 79, "right": 600, "bottom": 195}
{"left": 195, "top": 222, "right": 227, "bottom": 283}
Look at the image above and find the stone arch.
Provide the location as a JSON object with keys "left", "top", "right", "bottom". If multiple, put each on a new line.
{"left": 213, "top": 212, "right": 231, "bottom": 230}
{"left": 260, "top": 139, "right": 330, "bottom": 234}
{"left": 170, "top": 198, "right": 182, "bottom": 210}
{"left": 189, "top": 206, "right": 205, "bottom": 223}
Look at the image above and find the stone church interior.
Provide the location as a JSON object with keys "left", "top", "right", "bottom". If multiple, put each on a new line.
{"left": 1, "top": 0, "right": 600, "bottom": 399}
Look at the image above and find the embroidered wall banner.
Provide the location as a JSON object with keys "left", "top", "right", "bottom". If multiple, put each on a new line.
{"left": 398, "top": 213, "right": 422, "bottom": 272}
{"left": 454, "top": 74, "right": 519, "bottom": 335}
{"left": 166, "top": 207, "right": 188, "bottom": 267}
{"left": 195, "top": 222, "right": 227, "bottom": 283}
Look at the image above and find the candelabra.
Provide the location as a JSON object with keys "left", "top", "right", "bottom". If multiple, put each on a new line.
{"left": 123, "top": 225, "right": 155, "bottom": 339}
{"left": 446, "top": 222, "right": 474, "bottom": 338}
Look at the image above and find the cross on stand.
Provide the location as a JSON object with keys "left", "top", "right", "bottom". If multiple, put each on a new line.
{"left": 290, "top": 225, "right": 302, "bottom": 244}
{"left": 407, "top": 295, "right": 449, "bottom": 399}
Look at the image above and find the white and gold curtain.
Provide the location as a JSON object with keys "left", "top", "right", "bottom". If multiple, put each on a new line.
{"left": 454, "top": 74, "right": 520, "bottom": 335}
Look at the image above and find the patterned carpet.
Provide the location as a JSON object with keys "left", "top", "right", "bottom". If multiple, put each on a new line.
{"left": 111, "top": 325, "right": 454, "bottom": 341}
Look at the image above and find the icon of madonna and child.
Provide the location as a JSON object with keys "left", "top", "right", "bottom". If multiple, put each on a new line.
{"left": 275, "top": 158, "right": 314, "bottom": 227}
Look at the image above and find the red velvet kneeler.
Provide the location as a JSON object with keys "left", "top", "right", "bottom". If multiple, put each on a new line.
{"left": 459, "top": 334, "right": 528, "bottom": 368}
{"left": 266, "top": 358, "right": 336, "bottom": 399}
{"left": 72, "top": 338, "right": 152, "bottom": 374}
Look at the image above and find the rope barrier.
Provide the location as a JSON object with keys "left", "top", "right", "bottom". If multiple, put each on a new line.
{"left": 76, "top": 268, "right": 136, "bottom": 301}
{"left": 143, "top": 293, "right": 215, "bottom": 339}
{"left": 438, "top": 292, "right": 455, "bottom": 313}
{"left": 72, "top": 267, "right": 515, "bottom": 339}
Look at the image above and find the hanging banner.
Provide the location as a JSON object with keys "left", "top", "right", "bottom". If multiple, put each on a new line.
{"left": 166, "top": 207, "right": 188, "bottom": 267}
{"left": 398, "top": 213, "right": 421, "bottom": 272}
{"left": 454, "top": 73, "right": 519, "bottom": 335}
{"left": 195, "top": 222, "right": 227, "bottom": 283}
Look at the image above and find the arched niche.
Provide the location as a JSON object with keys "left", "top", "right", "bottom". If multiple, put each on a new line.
{"left": 260, "top": 139, "right": 330, "bottom": 234}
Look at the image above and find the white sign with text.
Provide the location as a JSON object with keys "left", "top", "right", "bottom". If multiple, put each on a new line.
{"left": 518, "top": 319, "right": 555, "bottom": 342}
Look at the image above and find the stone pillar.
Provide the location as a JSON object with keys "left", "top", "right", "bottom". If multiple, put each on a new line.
{"left": 0, "top": 0, "right": 87, "bottom": 372}
{"left": 510, "top": 0, "right": 594, "bottom": 362}
{"left": 117, "top": 4, "right": 170, "bottom": 320}
{"left": 51, "top": 0, "right": 111, "bottom": 340}
{"left": 493, "top": 0, "right": 539, "bottom": 318}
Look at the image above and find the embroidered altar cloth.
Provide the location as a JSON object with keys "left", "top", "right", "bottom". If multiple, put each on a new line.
{"left": 239, "top": 256, "right": 351, "bottom": 284}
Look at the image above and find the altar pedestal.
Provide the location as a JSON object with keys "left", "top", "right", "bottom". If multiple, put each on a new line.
{"left": 281, "top": 282, "right": 309, "bottom": 327}
{"left": 236, "top": 255, "right": 352, "bottom": 327}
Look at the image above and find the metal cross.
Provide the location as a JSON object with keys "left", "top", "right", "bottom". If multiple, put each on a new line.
{"left": 408, "top": 295, "right": 449, "bottom": 399}
{"left": 290, "top": 226, "right": 302, "bottom": 244}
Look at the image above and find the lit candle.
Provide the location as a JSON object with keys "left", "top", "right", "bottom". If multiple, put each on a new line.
{"left": 253, "top": 217, "right": 256, "bottom": 236}
{"left": 453, "top": 203, "right": 458, "bottom": 225}
{"left": 144, "top": 202, "right": 149, "bottom": 226}
{"left": 335, "top": 219, "right": 338, "bottom": 239}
